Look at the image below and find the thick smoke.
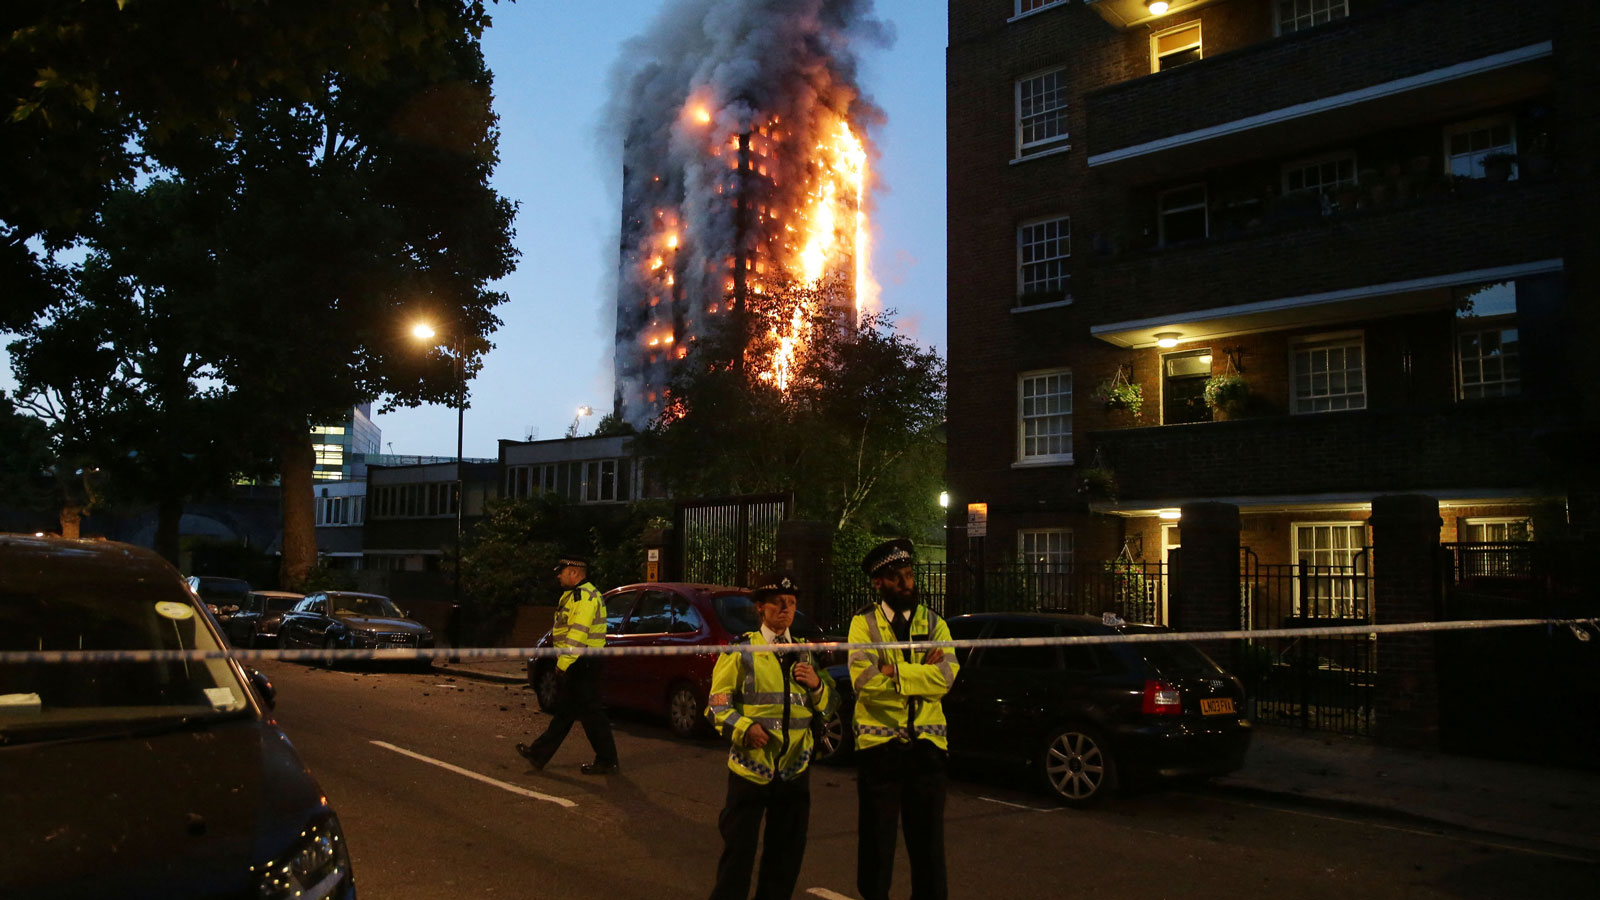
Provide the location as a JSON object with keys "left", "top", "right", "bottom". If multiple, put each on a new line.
{"left": 606, "top": 0, "right": 892, "bottom": 427}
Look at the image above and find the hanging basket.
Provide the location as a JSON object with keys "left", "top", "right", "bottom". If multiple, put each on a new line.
{"left": 1092, "top": 366, "right": 1143, "bottom": 419}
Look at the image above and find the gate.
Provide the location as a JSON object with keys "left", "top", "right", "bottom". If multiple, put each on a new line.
{"left": 1239, "top": 547, "right": 1374, "bottom": 735}
{"left": 674, "top": 493, "right": 789, "bottom": 588}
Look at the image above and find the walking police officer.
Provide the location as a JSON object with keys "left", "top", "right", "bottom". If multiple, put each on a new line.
{"left": 517, "top": 554, "right": 620, "bottom": 775}
{"left": 706, "top": 573, "right": 837, "bottom": 900}
{"left": 848, "top": 539, "right": 958, "bottom": 900}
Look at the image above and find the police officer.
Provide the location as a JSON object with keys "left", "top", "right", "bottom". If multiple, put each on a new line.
{"left": 706, "top": 573, "right": 837, "bottom": 900}
{"left": 848, "top": 539, "right": 958, "bottom": 900}
{"left": 516, "top": 554, "right": 620, "bottom": 775}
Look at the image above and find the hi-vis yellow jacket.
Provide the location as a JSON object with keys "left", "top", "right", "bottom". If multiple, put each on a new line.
{"left": 847, "top": 603, "right": 959, "bottom": 752}
{"left": 705, "top": 633, "right": 838, "bottom": 784}
{"left": 552, "top": 582, "right": 606, "bottom": 671}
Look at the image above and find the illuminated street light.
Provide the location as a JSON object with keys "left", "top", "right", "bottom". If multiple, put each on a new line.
{"left": 938, "top": 491, "right": 950, "bottom": 509}
{"left": 410, "top": 320, "right": 467, "bottom": 660}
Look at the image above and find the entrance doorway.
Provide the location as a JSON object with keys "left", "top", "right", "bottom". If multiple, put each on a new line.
{"left": 1163, "top": 349, "right": 1212, "bottom": 424}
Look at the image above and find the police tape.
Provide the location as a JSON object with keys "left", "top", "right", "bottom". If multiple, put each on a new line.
{"left": 2, "top": 616, "right": 1595, "bottom": 666}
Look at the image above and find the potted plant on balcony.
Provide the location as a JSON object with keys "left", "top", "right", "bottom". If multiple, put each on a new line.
{"left": 1203, "top": 371, "right": 1251, "bottom": 418}
{"left": 1092, "top": 366, "right": 1143, "bottom": 420}
{"left": 1078, "top": 465, "right": 1118, "bottom": 501}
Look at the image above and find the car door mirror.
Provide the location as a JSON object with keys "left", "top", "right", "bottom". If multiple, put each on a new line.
{"left": 247, "top": 668, "right": 276, "bottom": 709}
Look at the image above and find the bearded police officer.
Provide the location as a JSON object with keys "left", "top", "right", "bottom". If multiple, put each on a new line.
{"left": 848, "top": 539, "right": 958, "bottom": 900}
{"left": 705, "top": 573, "right": 837, "bottom": 900}
{"left": 517, "top": 554, "right": 620, "bottom": 775}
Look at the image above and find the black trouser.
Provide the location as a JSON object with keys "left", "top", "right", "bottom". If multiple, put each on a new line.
{"left": 856, "top": 739, "right": 947, "bottom": 900}
{"left": 525, "top": 657, "right": 618, "bottom": 766}
{"left": 710, "top": 768, "right": 811, "bottom": 900}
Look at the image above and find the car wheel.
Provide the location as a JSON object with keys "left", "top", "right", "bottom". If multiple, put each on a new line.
{"left": 321, "top": 635, "right": 340, "bottom": 669}
{"left": 534, "top": 666, "right": 560, "bottom": 712}
{"left": 813, "top": 704, "right": 854, "bottom": 764}
{"left": 1039, "top": 724, "right": 1117, "bottom": 807}
{"left": 666, "top": 682, "right": 704, "bottom": 739}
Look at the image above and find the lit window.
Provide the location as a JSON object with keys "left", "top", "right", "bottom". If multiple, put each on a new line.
{"left": 1293, "top": 522, "right": 1368, "bottom": 617}
{"left": 1016, "top": 69, "right": 1069, "bottom": 158}
{"left": 1019, "top": 529, "right": 1074, "bottom": 572}
{"left": 1018, "top": 370, "right": 1073, "bottom": 464}
{"left": 1283, "top": 152, "right": 1357, "bottom": 198}
{"left": 1018, "top": 216, "right": 1071, "bottom": 303}
{"left": 1464, "top": 517, "right": 1532, "bottom": 542}
{"left": 1151, "top": 22, "right": 1201, "bottom": 72}
{"left": 1293, "top": 335, "right": 1365, "bottom": 413}
{"left": 1276, "top": 0, "right": 1349, "bottom": 35}
{"left": 1445, "top": 117, "right": 1517, "bottom": 179}
{"left": 1158, "top": 184, "right": 1208, "bottom": 245}
{"left": 310, "top": 425, "right": 347, "bottom": 435}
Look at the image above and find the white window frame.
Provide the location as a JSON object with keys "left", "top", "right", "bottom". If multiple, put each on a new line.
{"left": 1019, "top": 528, "right": 1075, "bottom": 573}
{"left": 1291, "top": 331, "right": 1366, "bottom": 414}
{"left": 1017, "top": 215, "right": 1071, "bottom": 301}
{"left": 1012, "top": 0, "right": 1068, "bottom": 20}
{"left": 1462, "top": 517, "right": 1533, "bottom": 542}
{"left": 1157, "top": 183, "right": 1208, "bottom": 246}
{"left": 1016, "top": 369, "right": 1074, "bottom": 466}
{"left": 1281, "top": 151, "right": 1358, "bottom": 197}
{"left": 1444, "top": 115, "right": 1517, "bottom": 180}
{"left": 1015, "top": 68, "right": 1070, "bottom": 159}
{"left": 1274, "top": 0, "right": 1350, "bottom": 36}
{"left": 1291, "top": 521, "right": 1368, "bottom": 618}
{"left": 1150, "top": 21, "right": 1202, "bottom": 73}
{"left": 1456, "top": 319, "right": 1520, "bottom": 400}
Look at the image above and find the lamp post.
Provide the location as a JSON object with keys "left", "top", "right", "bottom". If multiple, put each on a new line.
{"left": 412, "top": 322, "right": 466, "bottom": 661}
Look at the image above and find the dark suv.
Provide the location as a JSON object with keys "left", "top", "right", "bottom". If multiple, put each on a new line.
{"left": 824, "top": 612, "right": 1252, "bottom": 806}
{"left": 0, "top": 534, "right": 355, "bottom": 899}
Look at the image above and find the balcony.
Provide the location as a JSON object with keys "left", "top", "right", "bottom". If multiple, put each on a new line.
{"left": 1086, "top": 400, "right": 1546, "bottom": 504}
{"left": 1085, "top": 0, "right": 1555, "bottom": 181}
{"left": 1082, "top": 178, "right": 1565, "bottom": 343}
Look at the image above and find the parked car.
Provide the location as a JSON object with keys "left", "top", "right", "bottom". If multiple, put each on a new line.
{"left": 226, "top": 590, "right": 305, "bottom": 648}
{"left": 279, "top": 591, "right": 434, "bottom": 663}
{"left": 0, "top": 534, "right": 355, "bottom": 899}
{"left": 525, "top": 582, "right": 834, "bottom": 739}
{"left": 821, "top": 612, "right": 1253, "bottom": 806}
{"left": 186, "top": 575, "right": 253, "bottom": 624}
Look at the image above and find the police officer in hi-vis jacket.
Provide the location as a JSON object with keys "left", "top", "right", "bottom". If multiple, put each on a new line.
{"left": 848, "top": 539, "right": 959, "bottom": 900}
{"left": 705, "top": 573, "right": 837, "bottom": 900}
{"left": 517, "top": 554, "right": 620, "bottom": 775}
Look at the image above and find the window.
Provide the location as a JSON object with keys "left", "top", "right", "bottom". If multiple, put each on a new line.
{"left": 1016, "top": 69, "right": 1069, "bottom": 158}
{"left": 1292, "top": 522, "right": 1368, "bottom": 618}
{"left": 1017, "top": 216, "right": 1071, "bottom": 302}
{"left": 625, "top": 591, "right": 675, "bottom": 635}
{"left": 1276, "top": 0, "right": 1349, "bottom": 35}
{"left": 1283, "top": 152, "right": 1357, "bottom": 200}
{"left": 1463, "top": 517, "right": 1532, "bottom": 542}
{"left": 979, "top": 621, "right": 1059, "bottom": 670}
{"left": 1151, "top": 22, "right": 1201, "bottom": 72}
{"left": 1019, "top": 529, "right": 1074, "bottom": 572}
{"left": 1018, "top": 370, "right": 1073, "bottom": 463}
{"left": 1458, "top": 323, "right": 1519, "bottom": 399}
{"left": 1445, "top": 117, "right": 1516, "bottom": 179}
{"left": 312, "top": 443, "right": 344, "bottom": 467}
{"left": 605, "top": 591, "right": 637, "bottom": 631}
{"left": 1292, "top": 334, "right": 1365, "bottom": 413}
{"left": 1163, "top": 349, "right": 1213, "bottom": 424}
{"left": 1015, "top": 0, "right": 1066, "bottom": 15}
{"left": 585, "top": 460, "right": 618, "bottom": 502}
{"left": 1158, "top": 184, "right": 1208, "bottom": 245}
{"left": 310, "top": 425, "right": 347, "bottom": 435}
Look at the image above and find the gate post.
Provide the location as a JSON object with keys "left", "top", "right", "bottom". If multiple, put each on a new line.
{"left": 1174, "top": 502, "right": 1241, "bottom": 671}
{"left": 1371, "top": 494, "right": 1443, "bottom": 750}
{"left": 776, "top": 520, "right": 834, "bottom": 629}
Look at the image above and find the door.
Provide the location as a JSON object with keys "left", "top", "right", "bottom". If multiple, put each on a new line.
{"left": 1163, "top": 349, "right": 1212, "bottom": 424}
{"left": 1162, "top": 524, "right": 1180, "bottom": 626}
{"left": 609, "top": 589, "right": 675, "bottom": 711}
{"left": 595, "top": 590, "right": 638, "bottom": 706}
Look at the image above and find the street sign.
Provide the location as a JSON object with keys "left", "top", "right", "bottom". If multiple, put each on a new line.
{"left": 967, "top": 502, "right": 988, "bottom": 538}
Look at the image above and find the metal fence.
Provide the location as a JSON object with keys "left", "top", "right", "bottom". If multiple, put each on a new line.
{"left": 1239, "top": 547, "right": 1374, "bottom": 735}
{"left": 675, "top": 493, "right": 789, "bottom": 589}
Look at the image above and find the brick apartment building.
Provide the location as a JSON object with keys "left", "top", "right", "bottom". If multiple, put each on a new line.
{"left": 944, "top": 0, "right": 1599, "bottom": 603}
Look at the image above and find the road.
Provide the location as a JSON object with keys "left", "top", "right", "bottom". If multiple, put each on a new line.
{"left": 260, "top": 661, "right": 1595, "bottom": 899}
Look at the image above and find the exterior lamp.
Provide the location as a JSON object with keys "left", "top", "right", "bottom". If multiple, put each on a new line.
{"left": 939, "top": 491, "right": 950, "bottom": 509}
{"left": 1147, "top": 1, "right": 1171, "bottom": 15}
{"left": 1158, "top": 509, "right": 1182, "bottom": 520}
{"left": 1154, "top": 331, "right": 1182, "bottom": 348}
{"left": 409, "top": 319, "right": 467, "bottom": 659}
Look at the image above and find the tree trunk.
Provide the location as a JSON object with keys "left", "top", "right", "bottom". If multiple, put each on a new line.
{"left": 278, "top": 426, "right": 318, "bottom": 591}
{"left": 155, "top": 494, "right": 183, "bottom": 564}
{"left": 59, "top": 505, "right": 82, "bottom": 539}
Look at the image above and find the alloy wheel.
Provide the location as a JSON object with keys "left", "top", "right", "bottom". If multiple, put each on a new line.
{"left": 668, "top": 684, "right": 701, "bottom": 738}
{"left": 1043, "top": 727, "right": 1111, "bottom": 804}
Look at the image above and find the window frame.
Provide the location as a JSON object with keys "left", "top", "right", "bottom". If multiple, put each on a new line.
{"left": 1018, "top": 528, "right": 1075, "bottom": 573}
{"left": 1016, "top": 214, "right": 1072, "bottom": 303}
{"left": 1274, "top": 0, "right": 1350, "bottom": 36}
{"left": 1150, "top": 21, "right": 1202, "bottom": 73}
{"left": 1462, "top": 517, "right": 1533, "bottom": 542}
{"left": 1012, "top": 0, "right": 1068, "bottom": 20}
{"left": 1016, "top": 368, "right": 1074, "bottom": 466}
{"left": 1157, "top": 183, "right": 1209, "bottom": 246}
{"left": 1456, "top": 317, "right": 1520, "bottom": 400}
{"left": 1290, "top": 521, "right": 1369, "bottom": 618}
{"left": 1281, "top": 151, "right": 1358, "bottom": 199}
{"left": 1291, "top": 331, "right": 1367, "bottom": 415}
{"left": 1443, "top": 115, "right": 1518, "bottom": 181}
{"left": 1014, "top": 67, "right": 1070, "bottom": 159}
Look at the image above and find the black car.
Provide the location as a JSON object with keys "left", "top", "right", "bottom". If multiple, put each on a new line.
{"left": 226, "top": 590, "right": 305, "bottom": 648}
{"left": 186, "top": 575, "right": 253, "bottom": 623}
{"left": 279, "top": 591, "right": 434, "bottom": 661}
{"left": 822, "top": 612, "right": 1252, "bottom": 806}
{"left": 0, "top": 534, "right": 355, "bottom": 899}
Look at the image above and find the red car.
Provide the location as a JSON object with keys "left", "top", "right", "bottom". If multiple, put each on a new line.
{"left": 525, "top": 582, "right": 833, "bottom": 739}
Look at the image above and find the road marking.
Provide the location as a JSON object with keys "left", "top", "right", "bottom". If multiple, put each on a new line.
{"left": 806, "top": 889, "right": 854, "bottom": 900}
{"left": 370, "top": 741, "right": 577, "bottom": 809}
{"left": 978, "top": 795, "right": 1060, "bottom": 812}
{"left": 1204, "top": 794, "right": 1597, "bottom": 863}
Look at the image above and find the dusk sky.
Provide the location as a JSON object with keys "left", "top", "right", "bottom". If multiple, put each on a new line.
{"left": 380, "top": 0, "right": 949, "bottom": 458}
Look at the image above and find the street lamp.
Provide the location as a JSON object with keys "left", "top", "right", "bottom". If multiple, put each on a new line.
{"left": 570, "top": 405, "right": 593, "bottom": 437}
{"left": 412, "top": 321, "right": 467, "bottom": 661}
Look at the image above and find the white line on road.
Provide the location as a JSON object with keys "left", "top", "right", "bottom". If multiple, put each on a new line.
{"left": 978, "top": 796, "right": 1061, "bottom": 812}
{"left": 370, "top": 740, "right": 577, "bottom": 809}
{"left": 806, "top": 888, "right": 855, "bottom": 900}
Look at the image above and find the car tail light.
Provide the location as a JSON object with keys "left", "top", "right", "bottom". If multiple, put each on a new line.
{"left": 1142, "top": 679, "right": 1182, "bottom": 715}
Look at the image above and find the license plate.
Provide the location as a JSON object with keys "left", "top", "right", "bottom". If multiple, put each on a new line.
{"left": 1200, "top": 697, "right": 1235, "bottom": 715}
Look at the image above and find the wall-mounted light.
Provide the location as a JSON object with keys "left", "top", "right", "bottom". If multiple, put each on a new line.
{"left": 938, "top": 491, "right": 950, "bottom": 509}
{"left": 1158, "top": 509, "right": 1182, "bottom": 520}
{"left": 1147, "top": 0, "right": 1171, "bottom": 15}
{"left": 1154, "top": 331, "right": 1182, "bottom": 348}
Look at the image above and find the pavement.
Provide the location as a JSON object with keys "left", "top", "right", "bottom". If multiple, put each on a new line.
{"left": 429, "top": 655, "right": 1600, "bottom": 858}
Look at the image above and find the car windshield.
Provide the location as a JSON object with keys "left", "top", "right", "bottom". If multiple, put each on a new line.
{"left": 713, "top": 593, "right": 823, "bottom": 638}
{"left": 0, "top": 585, "right": 250, "bottom": 743}
{"left": 331, "top": 595, "right": 403, "bottom": 618}
{"left": 262, "top": 595, "right": 300, "bottom": 612}
{"left": 197, "top": 579, "right": 251, "bottom": 601}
